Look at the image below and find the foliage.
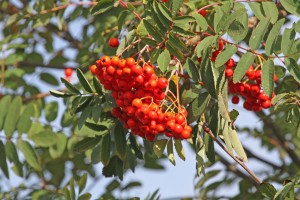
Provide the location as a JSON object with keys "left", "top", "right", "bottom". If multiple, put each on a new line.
{"left": 0, "top": 0, "right": 300, "bottom": 199}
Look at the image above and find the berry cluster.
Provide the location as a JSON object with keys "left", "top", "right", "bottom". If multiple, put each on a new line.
{"left": 64, "top": 68, "right": 73, "bottom": 82}
{"left": 90, "top": 56, "right": 192, "bottom": 141}
{"left": 225, "top": 59, "right": 276, "bottom": 111}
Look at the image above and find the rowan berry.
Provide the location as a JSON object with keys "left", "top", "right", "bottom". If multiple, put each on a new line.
{"left": 232, "top": 96, "right": 240, "bottom": 104}
{"left": 198, "top": 9, "right": 207, "bottom": 17}
{"left": 108, "top": 37, "right": 119, "bottom": 48}
{"left": 64, "top": 68, "right": 73, "bottom": 77}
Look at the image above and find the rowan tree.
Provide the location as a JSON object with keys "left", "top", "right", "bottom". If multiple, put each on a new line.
{"left": 0, "top": 0, "right": 300, "bottom": 199}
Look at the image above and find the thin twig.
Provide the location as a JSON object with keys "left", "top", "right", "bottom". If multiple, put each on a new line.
{"left": 202, "top": 122, "right": 262, "bottom": 185}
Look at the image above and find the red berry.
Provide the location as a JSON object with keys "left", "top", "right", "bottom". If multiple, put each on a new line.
{"left": 132, "top": 98, "right": 143, "bottom": 108}
{"left": 173, "top": 124, "right": 183, "bottom": 134}
{"left": 100, "top": 56, "right": 111, "bottom": 66}
{"left": 198, "top": 9, "right": 207, "bottom": 17}
{"left": 181, "top": 129, "right": 191, "bottom": 139}
{"left": 162, "top": 0, "right": 169, "bottom": 2}
{"left": 157, "top": 77, "right": 168, "bottom": 89}
{"left": 258, "top": 92, "right": 269, "bottom": 101}
{"left": 64, "top": 68, "right": 73, "bottom": 77}
{"left": 246, "top": 65, "right": 255, "bottom": 79}
{"left": 126, "top": 57, "right": 135, "bottom": 67}
{"left": 261, "top": 100, "right": 271, "bottom": 109}
{"left": 89, "top": 65, "right": 97, "bottom": 75}
{"left": 175, "top": 114, "right": 185, "bottom": 124}
{"left": 231, "top": 96, "right": 240, "bottom": 104}
{"left": 226, "top": 58, "right": 235, "bottom": 68}
{"left": 225, "top": 68, "right": 234, "bottom": 77}
{"left": 111, "top": 56, "right": 120, "bottom": 67}
{"left": 218, "top": 40, "right": 224, "bottom": 50}
{"left": 108, "top": 37, "right": 119, "bottom": 48}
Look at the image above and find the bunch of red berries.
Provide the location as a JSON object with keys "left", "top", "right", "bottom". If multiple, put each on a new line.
{"left": 225, "top": 59, "right": 276, "bottom": 111}
{"left": 90, "top": 56, "right": 192, "bottom": 141}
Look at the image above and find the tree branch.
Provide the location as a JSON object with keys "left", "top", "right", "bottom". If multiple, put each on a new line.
{"left": 202, "top": 123, "right": 262, "bottom": 185}
{"left": 255, "top": 111, "right": 300, "bottom": 168}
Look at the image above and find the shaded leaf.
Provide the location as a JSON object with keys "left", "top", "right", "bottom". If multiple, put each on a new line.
{"left": 229, "top": 126, "right": 248, "bottom": 162}
{"left": 101, "top": 133, "right": 111, "bottom": 166}
{"left": 281, "top": 28, "right": 296, "bottom": 55}
{"left": 262, "top": 2, "right": 278, "bottom": 24}
{"left": 17, "top": 140, "right": 40, "bottom": 170}
{"left": 45, "top": 101, "right": 59, "bottom": 122}
{"left": 79, "top": 173, "right": 88, "bottom": 194}
{"left": 0, "top": 96, "right": 12, "bottom": 130}
{"left": 265, "top": 19, "right": 285, "bottom": 55}
{"left": 61, "top": 78, "right": 81, "bottom": 94}
{"left": 102, "top": 155, "right": 124, "bottom": 180}
{"left": 185, "top": 58, "right": 200, "bottom": 82}
{"left": 274, "top": 182, "right": 294, "bottom": 200}
{"left": 259, "top": 182, "right": 277, "bottom": 199}
{"left": 49, "top": 133, "right": 67, "bottom": 159}
{"left": 114, "top": 123, "right": 127, "bottom": 160}
{"left": 285, "top": 58, "right": 300, "bottom": 83}
{"left": 91, "top": 0, "right": 114, "bottom": 15}
{"left": 262, "top": 59, "right": 275, "bottom": 97}
{"left": 153, "top": 139, "right": 167, "bottom": 158}
{"left": 174, "top": 139, "right": 185, "bottom": 161}
{"left": 40, "top": 72, "right": 59, "bottom": 86}
{"left": 73, "top": 137, "right": 101, "bottom": 153}
{"left": 4, "top": 96, "right": 22, "bottom": 137}
{"left": 0, "top": 140, "right": 9, "bottom": 178}
{"left": 192, "top": 12, "right": 208, "bottom": 31}
{"left": 233, "top": 52, "right": 256, "bottom": 83}
{"left": 280, "top": 0, "right": 300, "bottom": 17}
{"left": 167, "top": 139, "right": 175, "bottom": 166}
{"left": 187, "top": 92, "right": 211, "bottom": 123}
{"left": 143, "top": 20, "right": 164, "bottom": 43}
{"left": 76, "top": 68, "right": 93, "bottom": 93}
{"left": 215, "top": 45, "right": 237, "bottom": 68}
{"left": 157, "top": 49, "right": 170, "bottom": 73}
{"left": 49, "top": 90, "right": 74, "bottom": 98}
{"left": 249, "top": 18, "right": 270, "bottom": 50}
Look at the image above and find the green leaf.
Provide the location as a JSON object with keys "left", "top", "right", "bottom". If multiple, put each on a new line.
{"left": 129, "top": 134, "right": 143, "bottom": 160}
{"left": 102, "top": 155, "right": 124, "bottom": 180}
{"left": 4, "top": 96, "right": 22, "bottom": 137}
{"left": 0, "top": 140, "right": 9, "bottom": 178}
{"left": 285, "top": 58, "right": 300, "bottom": 83}
{"left": 40, "top": 72, "right": 59, "bottom": 86}
{"left": 262, "top": 2, "right": 278, "bottom": 24}
{"left": 91, "top": 0, "right": 114, "bottom": 15}
{"left": 281, "top": 28, "right": 296, "bottom": 55}
{"left": 49, "top": 90, "right": 74, "bottom": 98}
{"left": 249, "top": 3, "right": 266, "bottom": 21}
{"left": 49, "top": 133, "right": 67, "bottom": 159}
{"left": 249, "top": 18, "right": 270, "bottom": 50}
{"left": 229, "top": 109, "right": 239, "bottom": 122}
{"left": 117, "top": 30, "right": 136, "bottom": 55}
{"left": 76, "top": 68, "right": 93, "bottom": 93}
{"left": 157, "top": 49, "right": 170, "bottom": 73}
{"left": 69, "top": 178, "right": 76, "bottom": 200}
{"left": 114, "top": 123, "right": 127, "bottom": 160}
{"left": 153, "top": 139, "right": 167, "bottom": 158}
{"left": 265, "top": 19, "right": 285, "bottom": 55}
{"left": 166, "top": 40, "right": 184, "bottom": 60}
{"left": 259, "top": 182, "right": 277, "bottom": 199}
{"left": 151, "top": 5, "right": 168, "bottom": 33}
{"left": 200, "top": 53, "right": 217, "bottom": 98}
{"left": 233, "top": 52, "right": 256, "bottom": 83}
{"left": 262, "top": 60, "right": 275, "bottom": 97}
{"left": 45, "top": 101, "right": 59, "bottom": 122}
{"left": 78, "top": 193, "right": 91, "bottom": 200}
{"left": 196, "top": 36, "right": 218, "bottom": 57}
{"left": 215, "top": 45, "right": 237, "bottom": 68}
{"left": 118, "top": 10, "right": 130, "bottom": 33}
{"left": 274, "top": 182, "right": 294, "bottom": 200}
{"left": 0, "top": 96, "right": 12, "bottom": 130}
{"left": 280, "top": 0, "right": 300, "bottom": 17}
{"left": 174, "top": 139, "right": 185, "bottom": 161}
{"left": 121, "top": 181, "right": 142, "bottom": 191}
{"left": 92, "top": 77, "right": 103, "bottom": 96}
{"left": 192, "top": 12, "right": 208, "bottom": 31}
{"left": 172, "top": 26, "right": 195, "bottom": 37}
{"left": 195, "top": 170, "right": 220, "bottom": 188}
{"left": 79, "top": 173, "right": 88, "bottom": 194}
{"left": 73, "top": 137, "right": 101, "bottom": 153}
{"left": 229, "top": 126, "right": 248, "bottom": 162}
{"left": 61, "top": 78, "right": 81, "bottom": 94}
{"left": 167, "top": 139, "right": 175, "bottom": 166}
{"left": 185, "top": 58, "right": 200, "bottom": 82}
{"left": 171, "top": 0, "right": 183, "bottom": 16}
{"left": 143, "top": 20, "right": 164, "bottom": 43}
{"left": 156, "top": 2, "right": 172, "bottom": 24}
{"left": 218, "top": 94, "right": 230, "bottom": 121}
{"left": 31, "top": 131, "right": 58, "bottom": 147}
{"left": 228, "top": 12, "right": 248, "bottom": 43}
{"left": 17, "top": 104, "right": 33, "bottom": 134}
{"left": 187, "top": 92, "right": 211, "bottom": 123}
{"left": 222, "top": 121, "right": 233, "bottom": 154}
{"left": 168, "top": 32, "right": 187, "bottom": 52}
{"left": 196, "top": 143, "right": 206, "bottom": 175}
{"left": 101, "top": 133, "right": 111, "bottom": 166}
{"left": 17, "top": 140, "right": 40, "bottom": 170}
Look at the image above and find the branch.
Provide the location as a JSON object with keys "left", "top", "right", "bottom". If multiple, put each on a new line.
{"left": 202, "top": 123, "right": 262, "bottom": 185}
{"left": 18, "top": 61, "right": 78, "bottom": 70}
{"left": 22, "top": 88, "right": 67, "bottom": 103}
{"left": 255, "top": 111, "right": 300, "bottom": 168}
{"left": 215, "top": 151, "right": 258, "bottom": 185}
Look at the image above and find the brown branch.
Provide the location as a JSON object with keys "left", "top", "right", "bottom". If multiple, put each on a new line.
{"left": 202, "top": 123, "right": 262, "bottom": 185}
{"left": 215, "top": 151, "right": 258, "bottom": 185}
{"left": 18, "top": 61, "right": 78, "bottom": 70}
{"left": 22, "top": 88, "right": 67, "bottom": 103}
{"left": 255, "top": 111, "right": 300, "bottom": 168}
